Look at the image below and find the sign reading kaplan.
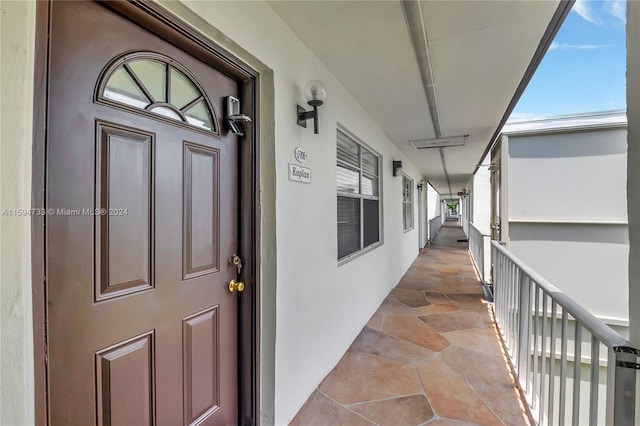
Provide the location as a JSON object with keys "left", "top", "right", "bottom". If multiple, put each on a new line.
{"left": 288, "top": 163, "right": 311, "bottom": 184}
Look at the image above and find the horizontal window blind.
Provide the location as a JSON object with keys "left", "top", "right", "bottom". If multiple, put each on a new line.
{"left": 337, "top": 129, "right": 381, "bottom": 260}
{"left": 337, "top": 196, "right": 361, "bottom": 259}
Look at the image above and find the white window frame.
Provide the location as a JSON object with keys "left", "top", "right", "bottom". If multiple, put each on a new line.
{"left": 337, "top": 127, "right": 383, "bottom": 263}
{"left": 402, "top": 174, "right": 414, "bottom": 231}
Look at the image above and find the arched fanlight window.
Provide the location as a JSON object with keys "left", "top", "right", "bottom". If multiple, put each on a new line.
{"left": 97, "top": 52, "right": 218, "bottom": 134}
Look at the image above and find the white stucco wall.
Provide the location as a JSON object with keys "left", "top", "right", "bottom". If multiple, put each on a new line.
{"left": 509, "top": 224, "right": 629, "bottom": 323}
{"left": 0, "top": 1, "right": 36, "bottom": 425}
{"left": 418, "top": 183, "right": 428, "bottom": 248}
{"left": 506, "top": 128, "right": 629, "bottom": 324}
{"left": 472, "top": 159, "right": 491, "bottom": 235}
{"left": 427, "top": 184, "right": 439, "bottom": 220}
{"left": 168, "top": 1, "right": 424, "bottom": 423}
{"left": 508, "top": 129, "right": 627, "bottom": 222}
{"left": 627, "top": 1, "right": 640, "bottom": 347}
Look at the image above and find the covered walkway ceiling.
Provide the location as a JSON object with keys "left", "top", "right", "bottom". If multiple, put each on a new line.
{"left": 268, "top": 0, "right": 570, "bottom": 199}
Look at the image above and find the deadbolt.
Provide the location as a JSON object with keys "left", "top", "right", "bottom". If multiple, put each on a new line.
{"left": 228, "top": 279, "right": 245, "bottom": 293}
{"left": 228, "top": 254, "right": 243, "bottom": 275}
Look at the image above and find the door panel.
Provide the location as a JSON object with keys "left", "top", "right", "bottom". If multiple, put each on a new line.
{"left": 183, "top": 143, "right": 220, "bottom": 279}
{"left": 95, "top": 122, "right": 154, "bottom": 301}
{"left": 47, "top": 2, "right": 239, "bottom": 424}
{"left": 95, "top": 331, "right": 155, "bottom": 426}
{"left": 183, "top": 307, "right": 220, "bottom": 425}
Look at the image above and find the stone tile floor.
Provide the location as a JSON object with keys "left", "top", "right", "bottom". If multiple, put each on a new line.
{"left": 290, "top": 222, "right": 531, "bottom": 426}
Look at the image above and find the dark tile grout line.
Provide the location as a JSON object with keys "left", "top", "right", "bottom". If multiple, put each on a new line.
{"left": 315, "top": 388, "right": 379, "bottom": 426}
{"left": 414, "top": 361, "right": 440, "bottom": 425}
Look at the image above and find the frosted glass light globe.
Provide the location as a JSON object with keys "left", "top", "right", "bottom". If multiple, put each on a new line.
{"left": 304, "top": 80, "right": 327, "bottom": 105}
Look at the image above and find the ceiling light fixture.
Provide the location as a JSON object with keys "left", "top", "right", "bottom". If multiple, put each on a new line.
{"left": 409, "top": 135, "right": 469, "bottom": 150}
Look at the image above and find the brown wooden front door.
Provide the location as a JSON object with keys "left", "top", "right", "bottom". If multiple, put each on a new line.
{"left": 47, "top": 2, "right": 240, "bottom": 424}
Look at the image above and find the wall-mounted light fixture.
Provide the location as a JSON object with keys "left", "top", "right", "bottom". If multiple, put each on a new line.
{"left": 392, "top": 160, "right": 403, "bottom": 177}
{"left": 297, "top": 80, "right": 327, "bottom": 134}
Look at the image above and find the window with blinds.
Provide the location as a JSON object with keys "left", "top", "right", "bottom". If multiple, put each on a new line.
{"left": 337, "top": 129, "right": 381, "bottom": 260}
{"left": 403, "top": 175, "right": 414, "bottom": 231}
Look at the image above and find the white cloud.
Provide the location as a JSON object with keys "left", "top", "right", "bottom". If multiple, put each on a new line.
{"left": 573, "top": 0, "right": 626, "bottom": 26}
{"left": 604, "top": 0, "right": 626, "bottom": 23}
{"left": 573, "top": 0, "right": 601, "bottom": 25}
{"left": 549, "top": 41, "right": 610, "bottom": 50}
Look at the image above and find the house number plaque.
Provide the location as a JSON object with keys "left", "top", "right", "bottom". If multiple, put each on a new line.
{"left": 294, "top": 147, "right": 308, "bottom": 163}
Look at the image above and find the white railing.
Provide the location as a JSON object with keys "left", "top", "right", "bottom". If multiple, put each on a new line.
{"left": 492, "top": 241, "right": 638, "bottom": 425}
{"left": 468, "top": 222, "right": 489, "bottom": 283}
{"left": 429, "top": 216, "right": 443, "bottom": 242}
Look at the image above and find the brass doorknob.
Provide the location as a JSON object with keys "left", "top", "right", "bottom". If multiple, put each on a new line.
{"left": 228, "top": 279, "right": 245, "bottom": 293}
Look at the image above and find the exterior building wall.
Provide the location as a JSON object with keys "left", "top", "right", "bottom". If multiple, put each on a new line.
{"left": 418, "top": 183, "right": 428, "bottom": 248}
{"left": 505, "top": 126, "right": 629, "bottom": 325}
{"left": 627, "top": 0, "right": 640, "bottom": 349}
{"left": 426, "top": 184, "right": 443, "bottom": 242}
{"left": 472, "top": 160, "right": 491, "bottom": 235}
{"left": 465, "top": 167, "right": 491, "bottom": 281}
{"left": 427, "top": 184, "right": 439, "bottom": 220}
{"left": 0, "top": 2, "right": 37, "bottom": 425}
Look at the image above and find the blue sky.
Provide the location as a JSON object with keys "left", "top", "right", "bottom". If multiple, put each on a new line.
{"left": 509, "top": 0, "right": 626, "bottom": 121}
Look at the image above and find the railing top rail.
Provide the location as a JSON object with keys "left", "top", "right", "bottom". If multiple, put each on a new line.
{"left": 491, "top": 240, "right": 631, "bottom": 349}
{"left": 469, "top": 221, "right": 489, "bottom": 237}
